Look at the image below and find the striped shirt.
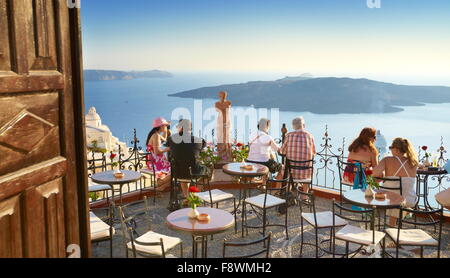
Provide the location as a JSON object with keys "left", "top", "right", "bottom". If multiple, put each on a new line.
{"left": 281, "top": 129, "right": 316, "bottom": 179}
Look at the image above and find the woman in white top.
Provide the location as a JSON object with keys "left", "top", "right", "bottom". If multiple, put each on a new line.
{"left": 247, "top": 118, "right": 280, "bottom": 167}
{"left": 373, "top": 138, "right": 419, "bottom": 226}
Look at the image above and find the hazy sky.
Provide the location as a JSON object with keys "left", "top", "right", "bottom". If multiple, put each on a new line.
{"left": 81, "top": 0, "right": 450, "bottom": 85}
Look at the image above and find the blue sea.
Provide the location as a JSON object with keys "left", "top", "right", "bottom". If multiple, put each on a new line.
{"left": 84, "top": 72, "right": 450, "bottom": 208}
{"left": 84, "top": 72, "right": 450, "bottom": 153}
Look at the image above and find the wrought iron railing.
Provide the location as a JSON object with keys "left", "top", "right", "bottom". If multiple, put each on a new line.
{"left": 87, "top": 126, "right": 449, "bottom": 209}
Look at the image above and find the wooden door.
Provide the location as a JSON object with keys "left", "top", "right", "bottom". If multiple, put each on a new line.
{"left": 0, "top": 0, "right": 89, "bottom": 258}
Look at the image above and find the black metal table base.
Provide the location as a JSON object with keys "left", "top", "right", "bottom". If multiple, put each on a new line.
{"left": 192, "top": 236, "right": 208, "bottom": 258}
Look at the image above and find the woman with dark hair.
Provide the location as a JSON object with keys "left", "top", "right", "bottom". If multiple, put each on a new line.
{"left": 344, "top": 127, "right": 379, "bottom": 183}
{"left": 146, "top": 117, "right": 171, "bottom": 191}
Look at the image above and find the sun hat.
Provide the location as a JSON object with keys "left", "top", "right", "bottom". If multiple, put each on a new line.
{"left": 153, "top": 117, "right": 170, "bottom": 128}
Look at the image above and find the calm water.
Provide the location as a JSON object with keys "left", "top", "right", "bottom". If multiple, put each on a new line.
{"left": 84, "top": 72, "right": 450, "bottom": 153}
{"left": 84, "top": 73, "right": 450, "bottom": 208}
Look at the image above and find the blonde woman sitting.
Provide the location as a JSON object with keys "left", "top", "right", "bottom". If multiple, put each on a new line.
{"left": 373, "top": 138, "right": 419, "bottom": 227}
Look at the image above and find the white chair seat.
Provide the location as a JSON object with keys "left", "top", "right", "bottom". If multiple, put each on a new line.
{"left": 245, "top": 194, "right": 286, "bottom": 209}
{"left": 196, "top": 190, "right": 234, "bottom": 203}
{"left": 88, "top": 182, "right": 111, "bottom": 193}
{"left": 127, "top": 231, "right": 181, "bottom": 257}
{"left": 335, "top": 225, "right": 385, "bottom": 246}
{"left": 302, "top": 211, "right": 348, "bottom": 228}
{"left": 90, "top": 212, "right": 115, "bottom": 241}
{"left": 385, "top": 228, "right": 438, "bottom": 246}
{"left": 293, "top": 178, "right": 312, "bottom": 184}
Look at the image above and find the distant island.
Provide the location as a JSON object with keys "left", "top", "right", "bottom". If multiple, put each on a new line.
{"left": 84, "top": 70, "right": 173, "bottom": 81}
{"left": 169, "top": 76, "right": 450, "bottom": 114}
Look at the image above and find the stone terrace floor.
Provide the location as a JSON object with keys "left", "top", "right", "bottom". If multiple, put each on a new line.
{"left": 92, "top": 189, "right": 450, "bottom": 258}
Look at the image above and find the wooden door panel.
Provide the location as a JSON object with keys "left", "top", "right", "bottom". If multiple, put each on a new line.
{"left": 23, "top": 178, "right": 65, "bottom": 258}
{"left": 0, "top": 0, "right": 14, "bottom": 72}
{"left": 0, "top": 196, "right": 23, "bottom": 258}
{"left": 26, "top": 0, "right": 59, "bottom": 71}
{"left": 0, "top": 91, "right": 61, "bottom": 176}
{"left": 0, "top": 0, "right": 89, "bottom": 258}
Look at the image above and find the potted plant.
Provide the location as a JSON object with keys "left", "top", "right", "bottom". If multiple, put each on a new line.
{"left": 232, "top": 142, "right": 249, "bottom": 163}
{"left": 422, "top": 146, "right": 432, "bottom": 167}
{"left": 365, "top": 176, "right": 380, "bottom": 198}
{"left": 199, "top": 144, "right": 221, "bottom": 179}
{"left": 187, "top": 186, "right": 203, "bottom": 219}
{"left": 110, "top": 153, "right": 123, "bottom": 178}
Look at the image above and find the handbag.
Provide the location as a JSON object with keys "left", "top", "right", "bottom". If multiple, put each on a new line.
{"left": 266, "top": 158, "right": 282, "bottom": 174}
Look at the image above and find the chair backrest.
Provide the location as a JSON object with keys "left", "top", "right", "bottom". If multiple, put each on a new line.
{"left": 332, "top": 200, "right": 377, "bottom": 244}
{"left": 285, "top": 158, "right": 315, "bottom": 188}
{"left": 118, "top": 197, "right": 166, "bottom": 258}
{"left": 398, "top": 207, "right": 444, "bottom": 234}
{"left": 336, "top": 157, "right": 363, "bottom": 183}
{"left": 376, "top": 176, "right": 403, "bottom": 195}
{"left": 296, "top": 189, "right": 317, "bottom": 220}
{"left": 118, "top": 197, "right": 152, "bottom": 240}
{"left": 189, "top": 166, "right": 213, "bottom": 205}
{"left": 223, "top": 233, "right": 272, "bottom": 258}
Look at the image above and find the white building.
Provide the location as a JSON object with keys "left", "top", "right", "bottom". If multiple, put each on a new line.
{"left": 85, "top": 107, "right": 128, "bottom": 154}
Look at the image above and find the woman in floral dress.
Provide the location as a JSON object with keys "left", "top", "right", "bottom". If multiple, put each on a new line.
{"left": 146, "top": 117, "right": 171, "bottom": 191}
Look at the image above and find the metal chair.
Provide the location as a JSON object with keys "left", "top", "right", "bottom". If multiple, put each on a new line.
{"left": 223, "top": 232, "right": 272, "bottom": 258}
{"left": 190, "top": 167, "right": 238, "bottom": 233}
{"left": 167, "top": 157, "right": 186, "bottom": 211}
{"left": 332, "top": 200, "right": 386, "bottom": 258}
{"left": 375, "top": 176, "right": 403, "bottom": 229}
{"left": 90, "top": 202, "right": 115, "bottom": 257}
{"left": 88, "top": 181, "right": 112, "bottom": 204}
{"left": 118, "top": 197, "right": 183, "bottom": 258}
{"left": 385, "top": 207, "right": 444, "bottom": 258}
{"left": 139, "top": 153, "right": 158, "bottom": 205}
{"left": 242, "top": 176, "right": 290, "bottom": 240}
{"left": 336, "top": 157, "right": 364, "bottom": 205}
{"left": 285, "top": 158, "right": 315, "bottom": 192}
{"left": 297, "top": 189, "right": 347, "bottom": 258}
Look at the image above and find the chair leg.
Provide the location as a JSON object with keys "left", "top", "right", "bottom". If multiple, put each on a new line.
{"left": 346, "top": 242, "right": 349, "bottom": 258}
{"left": 285, "top": 205, "right": 289, "bottom": 240}
{"left": 110, "top": 237, "right": 113, "bottom": 258}
{"left": 262, "top": 209, "right": 267, "bottom": 239}
{"left": 395, "top": 243, "right": 399, "bottom": 258}
{"left": 242, "top": 202, "right": 246, "bottom": 238}
{"left": 315, "top": 228, "right": 319, "bottom": 258}
{"left": 332, "top": 229, "right": 336, "bottom": 259}
{"left": 180, "top": 242, "right": 183, "bottom": 258}
{"left": 300, "top": 219, "right": 304, "bottom": 258}
{"left": 233, "top": 199, "right": 238, "bottom": 234}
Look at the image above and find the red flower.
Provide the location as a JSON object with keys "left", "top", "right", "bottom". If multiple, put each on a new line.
{"left": 422, "top": 146, "right": 428, "bottom": 151}
{"left": 110, "top": 153, "right": 117, "bottom": 160}
{"left": 366, "top": 169, "right": 373, "bottom": 176}
{"left": 189, "top": 186, "right": 201, "bottom": 193}
{"left": 236, "top": 142, "right": 244, "bottom": 148}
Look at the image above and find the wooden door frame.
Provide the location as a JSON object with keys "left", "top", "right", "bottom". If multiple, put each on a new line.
{"left": 68, "top": 6, "right": 90, "bottom": 258}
